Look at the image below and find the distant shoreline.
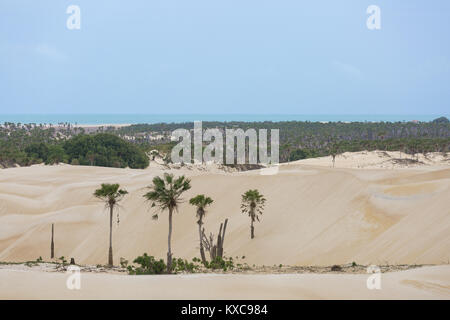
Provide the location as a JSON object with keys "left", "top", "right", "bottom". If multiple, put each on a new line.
{"left": 1, "top": 114, "right": 448, "bottom": 125}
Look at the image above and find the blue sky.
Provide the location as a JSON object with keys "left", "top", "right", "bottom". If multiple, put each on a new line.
{"left": 1, "top": 0, "right": 449, "bottom": 115}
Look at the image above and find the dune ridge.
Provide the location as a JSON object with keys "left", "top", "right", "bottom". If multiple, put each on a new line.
{"left": 0, "top": 151, "right": 449, "bottom": 268}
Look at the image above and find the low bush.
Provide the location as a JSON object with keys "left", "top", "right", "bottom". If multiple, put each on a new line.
{"left": 127, "top": 253, "right": 166, "bottom": 275}
{"left": 204, "top": 256, "right": 234, "bottom": 271}
{"left": 128, "top": 254, "right": 240, "bottom": 274}
{"left": 172, "top": 258, "right": 198, "bottom": 273}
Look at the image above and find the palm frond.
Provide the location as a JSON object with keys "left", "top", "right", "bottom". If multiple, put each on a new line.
{"left": 143, "top": 174, "right": 192, "bottom": 217}
{"left": 241, "top": 189, "right": 266, "bottom": 223}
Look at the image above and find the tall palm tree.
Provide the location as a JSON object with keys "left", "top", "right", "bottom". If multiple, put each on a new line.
{"left": 144, "top": 173, "right": 191, "bottom": 273}
{"left": 189, "top": 194, "right": 213, "bottom": 264}
{"left": 94, "top": 183, "right": 128, "bottom": 267}
{"left": 241, "top": 189, "right": 266, "bottom": 239}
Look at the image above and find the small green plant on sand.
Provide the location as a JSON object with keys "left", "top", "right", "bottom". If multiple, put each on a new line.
{"left": 58, "top": 256, "right": 67, "bottom": 266}
{"left": 128, "top": 253, "right": 201, "bottom": 274}
{"left": 127, "top": 253, "right": 166, "bottom": 275}
{"left": 204, "top": 256, "right": 234, "bottom": 271}
{"left": 172, "top": 257, "right": 198, "bottom": 273}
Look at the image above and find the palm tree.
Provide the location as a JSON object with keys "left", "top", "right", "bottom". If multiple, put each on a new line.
{"left": 241, "top": 189, "right": 266, "bottom": 239}
{"left": 329, "top": 143, "right": 339, "bottom": 168}
{"left": 144, "top": 173, "right": 191, "bottom": 273}
{"left": 94, "top": 183, "right": 128, "bottom": 267}
{"left": 189, "top": 194, "right": 214, "bottom": 264}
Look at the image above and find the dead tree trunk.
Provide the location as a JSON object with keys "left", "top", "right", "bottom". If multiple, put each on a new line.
{"left": 217, "top": 223, "right": 222, "bottom": 257}
{"left": 198, "top": 223, "right": 207, "bottom": 264}
{"left": 201, "top": 218, "right": 228, "bottom": 261}
{"left": 51, "top": 223, "right": 54, "bottom": 259}
{"left": 217, "top": 219, "right": 228, "bottom": 258}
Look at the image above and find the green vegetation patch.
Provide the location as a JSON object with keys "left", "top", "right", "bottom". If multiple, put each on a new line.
{"left": 63, "top": 133, "right": 149, "bottom": 168}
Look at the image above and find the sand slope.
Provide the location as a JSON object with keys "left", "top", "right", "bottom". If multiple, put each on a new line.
{"left": 0, "top": 152, "right": 449, "bottom": 267}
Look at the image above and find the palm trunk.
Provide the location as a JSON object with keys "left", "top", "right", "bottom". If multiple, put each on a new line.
{"left": 108, "top": 205, "right": 113, "bottom": 266}
{"left": 250, "top": 211, "right": 255, "bottom": 239}
{"left": 250, "top": 209, "right": 256, "bottom": 239}
{"left": 167, "top": 207, "right": 173, "bottom": 273}
{"left": 198, "top": 222, "right": 207, "bottom": 264}
{"left": 251, "top": 220, "right": 254, "bottom": 239}
{"left": 50, "top": 223, "right": 54, "bottom": 259}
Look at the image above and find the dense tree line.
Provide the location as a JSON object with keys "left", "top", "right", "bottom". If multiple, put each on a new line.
{"left": 0, "top": 129, "right": 149, "bottom": 169}
{"left": 63, "top": 134, "right": 149, "bottom": 168}
{"left": 117, "top": 118, "right": 450, "bottom": 143}
{"left": 116, "top": 118, "right": 449, "bottom": 162}
{"left": 0, "top": 123, "right": 58, "bottom": 166}
{"left": 116, "top": 118, "right": 450, "bottom": 160}
{"left": 1, "top": 118, "right": 449, "bottom": 167}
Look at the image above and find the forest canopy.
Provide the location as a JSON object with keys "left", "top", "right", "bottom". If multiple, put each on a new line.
{"left": 1, "top": 119, "right": 450, "bottom": 168}
{"left": 63, "top": 133, "right": 149, "bottom": 168}
{"left": 0, "top": 131, "right": 149, "bottom": 169}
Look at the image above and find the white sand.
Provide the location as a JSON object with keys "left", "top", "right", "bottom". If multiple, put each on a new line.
{"left": 1, "top": 152, "right": 449, "bottom": 266}
{"left": 0, "top": 151, "right": 449, "bottom": 299}
{"left": 293, "top": 150, "right": 449, "bottom": 169}
{"left": 0, "top": 266, "right": 449, "bottom": 299}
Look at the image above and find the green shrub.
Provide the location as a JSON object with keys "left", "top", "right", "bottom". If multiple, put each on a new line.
{"left": 127, "top": 253, "right": 167, "bottom": 275}
{"left": 63, "top": 133, "right": 149, "bottom": 169}
{"left": 46, "top": 145, "right": 67, "bottom": 164}
{"left": 58, "top": 256, "right": 67, "bottom": 266}
{"left": 172, "top": 258, "right": 198, "bottom": 273}
{"left": 204, "top": 256, "right": 234, "bottom": 271}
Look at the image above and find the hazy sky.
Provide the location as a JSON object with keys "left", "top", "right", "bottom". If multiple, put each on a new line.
{"left": 1, "top": 1, "right": 449, "bottom": 114}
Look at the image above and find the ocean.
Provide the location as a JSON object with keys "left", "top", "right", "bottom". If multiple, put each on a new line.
{"left": 0, "top": 114, "right": 447, "bottom": 125}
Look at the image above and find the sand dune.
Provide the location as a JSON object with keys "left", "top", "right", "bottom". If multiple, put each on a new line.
{"left": 0, "top": 151, "right": 449, "bottom": 268}
{"left": 295, "top": 150, "right": 449, "bottom": 169}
